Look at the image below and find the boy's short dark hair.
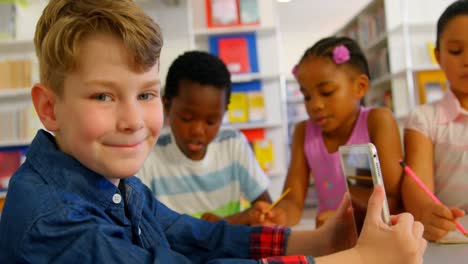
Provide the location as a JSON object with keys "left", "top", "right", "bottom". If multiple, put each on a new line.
{"left": 34, "top": 0, "right": 163, "bottom": 96}
{"left": 436, "top": 0, "right": 468, "bottom": 50}
{"left": 164, "top": 51, "right": 231, "bottom": 105}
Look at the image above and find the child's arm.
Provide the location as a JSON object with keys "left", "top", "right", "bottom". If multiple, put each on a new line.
{"left": 402, "top": 129, "right": 464, "bottom": 241}
{"left": 272, "top": 121, "right": 311, "bottom": 226}
{"left": 204, "top": 191, "right": 272, "bottom": 225}
{"left": 367, "top": 108, "right": 404, "bottom": 213}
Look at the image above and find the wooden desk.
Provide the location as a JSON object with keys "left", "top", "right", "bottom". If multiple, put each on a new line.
{"left": 294, "top": 209, "right": 468, "bottom": 263}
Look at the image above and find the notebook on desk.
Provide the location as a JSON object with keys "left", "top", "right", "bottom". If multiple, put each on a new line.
{"left": 436, "top": 231, "right": 468, "bottom": 244}
{"left": 436, "top": 216, "right": 468, "bottom": 244}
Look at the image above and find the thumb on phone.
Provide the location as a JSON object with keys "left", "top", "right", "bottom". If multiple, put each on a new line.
{"left": 363, "top": 184, "right": 385, "bottom": 226}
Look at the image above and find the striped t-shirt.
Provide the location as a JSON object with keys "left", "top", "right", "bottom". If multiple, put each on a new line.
{"left": 405, "top": 89, "right": 468, "bottom": 211}
{"left": 138, "top": 128, "right": 270, "bottom": 218}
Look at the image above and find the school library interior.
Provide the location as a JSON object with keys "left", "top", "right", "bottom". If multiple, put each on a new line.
{"left": 0, "top": 1, "right": 467, "bottom": 259}
{"left": 0, "top": 0, "right": 455, "bottom": 202}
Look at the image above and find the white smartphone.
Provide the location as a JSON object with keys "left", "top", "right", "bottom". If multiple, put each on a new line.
{"left": 338, "top": 143, "right": 391, "bottom": 236}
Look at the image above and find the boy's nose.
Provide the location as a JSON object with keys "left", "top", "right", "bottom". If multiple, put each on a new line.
{"left": 190, "top": 121, "right": 205, "bottom": 137}
{"left": 116, "top": 102, "right": 144, "bottom": 132}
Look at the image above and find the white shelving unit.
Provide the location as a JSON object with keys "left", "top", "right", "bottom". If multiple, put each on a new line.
{"left": 0, "top": 1, "right": 47, "bottom": 148}
{"left": 334, "top": 0, "right": 456, "bottom": 119}
{"left": 0, "top": 37, "right": 40, "bottom": 147}
{"left": 139, "top": 0, "right": 288, "bottom": 199}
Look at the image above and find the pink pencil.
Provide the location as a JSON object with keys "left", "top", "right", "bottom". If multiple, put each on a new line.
{"left": 399, "top": 160, "right": 468, "bottom": 236}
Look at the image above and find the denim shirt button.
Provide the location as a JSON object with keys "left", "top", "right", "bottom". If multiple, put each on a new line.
{"left": 112, "top": 193, "right": 122, "bottom": 204}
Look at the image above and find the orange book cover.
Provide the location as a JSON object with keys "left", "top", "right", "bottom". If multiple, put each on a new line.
{"left": 218, "top": 37, "right": 250, "bottom": 73}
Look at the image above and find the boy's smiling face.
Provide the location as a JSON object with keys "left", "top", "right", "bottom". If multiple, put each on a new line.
{"left": 36, "top": 33, "right": 163, "bottom": 186}
{"left": 165, "top": 80, "right": 226, "bottom": 160}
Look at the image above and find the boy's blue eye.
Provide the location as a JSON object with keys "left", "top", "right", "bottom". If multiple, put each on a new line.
{"left": 138, "top": 93, "right": 155, "bottom": 100}
{"left": 94, "top": 94, "right": 112, "bottom": 101}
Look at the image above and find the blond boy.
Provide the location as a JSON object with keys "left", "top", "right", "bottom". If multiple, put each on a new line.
{"left": 0, "top": 0, "right": 426, "bottom": 263}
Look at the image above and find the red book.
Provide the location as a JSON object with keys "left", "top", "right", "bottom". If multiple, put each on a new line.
{"left": 241, "top": 128, "right": 265, "bottom": 142}
{"left": 218, "top": 37, "right": 250, "bottom": 73}
{"left": 0, "top": 150, "right": 21, "bottom": 189}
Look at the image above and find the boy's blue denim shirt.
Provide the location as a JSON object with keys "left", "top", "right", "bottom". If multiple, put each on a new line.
{"left": 0, "top": 130, "right": 279, "bottom": 263}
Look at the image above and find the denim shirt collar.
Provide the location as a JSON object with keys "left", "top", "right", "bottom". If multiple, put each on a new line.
{"left": 27, "top": 130, "right": 144, "bottom": 218}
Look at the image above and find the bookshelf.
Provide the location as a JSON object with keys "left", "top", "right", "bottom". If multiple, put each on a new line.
{"left": 0, "top": 1, "right": 44, "bottom": 148}
{"left": 189, "top": 0, "right": 287, "bottom": 199}
{"left": 334, "top": 0, "right": 455, "bottom": 119}
{"left": 137, "top": 0, "right": 288, "bottom": 199}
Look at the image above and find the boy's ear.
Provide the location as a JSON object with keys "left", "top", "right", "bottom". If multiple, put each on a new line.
{"left": 353, "top": 74, "right": 369, "bottom": 98}
{"left": 31, "top": 84, "right": 60, "bottom": 132}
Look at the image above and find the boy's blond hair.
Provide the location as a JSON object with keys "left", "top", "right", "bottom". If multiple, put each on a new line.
{"left": 34, "top": 0, "right": 163, "bottom": 96}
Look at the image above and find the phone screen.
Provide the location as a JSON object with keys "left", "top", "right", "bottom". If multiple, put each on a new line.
{"left": 340, "top": 150, "right": 375, "bottom": 236}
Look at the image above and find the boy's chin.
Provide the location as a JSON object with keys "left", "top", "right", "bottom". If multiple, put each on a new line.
{"left": 185, "top": 151, "right": 206, "bottom": 161}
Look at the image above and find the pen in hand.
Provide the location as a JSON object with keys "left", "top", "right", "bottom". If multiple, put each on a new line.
{"left": 399, "top": 160, "right": 468, "bottom": 236}
{"left": 260, "top": 188, "right": 291, "bottom": 221}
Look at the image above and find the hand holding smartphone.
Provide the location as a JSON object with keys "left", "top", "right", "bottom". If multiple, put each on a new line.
{"left": 339, "top": 143, "right": 391, "bottom": 237}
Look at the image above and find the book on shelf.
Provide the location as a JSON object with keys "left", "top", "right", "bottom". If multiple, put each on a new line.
{"left": 218, "top": 37, "right": 250, "bottom": 73}
{"left": 0, "top": 145, "right": 28, "bottom": 191}
{"left": 238, "top": 0, "right": 260, "bottom": 25}
{"left": 205, "top": 0, "right": 260, "bottom": 28}
{"left": 0, "top": 59, "right": 33, "bottom": 90}
{"left": 241, "top": 128, "right": 264, "bottom": 142}
{"left": 383, "top": 90, "right": 393, "bottom": 111}
{"left": 0, "top": 3, "right": 15, "bottom": 40}
{"left": 228, "top": 92, "right": 248, "bottom": 123}
{"left": 205, "top": 0, "right": 239, "bottom": 28}
{"left": 426, "top": 42, "right": 438, "bottom": 64}
{"left": 253, "top": 139, "right": 274, "bottom": 172}
{"left": 0, "top": 104, "right": 41, "bottom": 143}
{"left": 226, "top": 81, "right": 265, "bottom": 124}
{"left": 416, "top": 70, "right": 447, "bottom": 104}
{"left": 247, "top": 89, "right": 265, "bottom": 122}
{"left": 368, "top": 47, "right": 389, "bottom": 80}
{"left": 286, "top": 79, "right": 302, "bottom": 99}
{"left": 209, "top": 32, "right": 259, "bottom": 74}
{"left": 240, "top": 128, "right": 274, "bottom": 173}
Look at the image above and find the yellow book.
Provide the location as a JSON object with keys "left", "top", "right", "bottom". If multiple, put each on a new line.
{"left": 427, "top": 42, "right": 438, "bottom": 65}
{"left": 228, "top": 92, "right": 248, "bottom": 123}
{"left": 247, "top": 91, "right": 265, "bottom": 122}
{"left": 416, "top": 70, "right": 447, "bottom": 104}
{"left": 253, "top": 139, "right": 274, "bottom": 172}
